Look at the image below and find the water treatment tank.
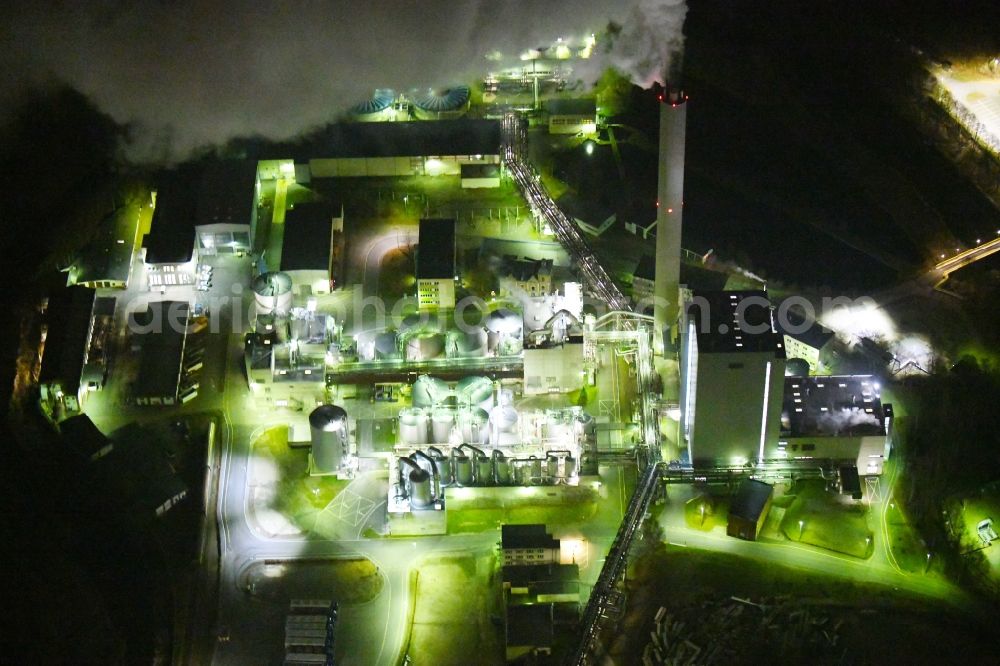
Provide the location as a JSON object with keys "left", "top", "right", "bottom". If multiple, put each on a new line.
{"left": 452, "top": 328, "right": 488, "bottom": 358}
{"left": 253, "top": 272, "right": 293, "bottom": 316}
{"left": 454, "top": 452, "right": 473, "bottom": 486}
{"left": 431, "top": 408, "right": 455, "bottom": 443}
{"left": 309, "top": 404, "right": 348, "bottom": 473}
{"left": 399, "top": 408, "right": 428, "bottom": 446}
{"left": 564, "top": 456, "right": 577, "bottom": 479}
{"left": 433, "top": 452, "right": 453, "bottom": 486}
{"left": 374, "top": 331, "right": 400, "bottom": 360}
{"left": 457, "top": 407, "right": 489, "bottom": 445}
{"left": 412, "top": 375, "right": 449, "bottom": 408}
{"left": 494, "top": 454, "right": 513, "bottom": 485}
{"left": 406, "top": 333, "right": 445, "bottom": 361}
{"left": 475, "top": 455, "right": 493, "bottom": 486}
{"left": 528, "top": 456, "right": 542, "bottom": 485}
{"left": 456, "top": 375, "right": 494, "bottom": 409}
{"left": 408, "top": 468, "right": 433, "bottom": 508}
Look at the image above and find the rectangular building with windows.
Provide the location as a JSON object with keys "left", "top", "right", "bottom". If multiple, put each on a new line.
{"left": 501, "top": 524, "right": 561, "bottom": 566}
{"left": 680, "top": 291, "right": 786, "bottom": 465}
{"left": 416, "top": 218, "right": 456, "bottom": 310}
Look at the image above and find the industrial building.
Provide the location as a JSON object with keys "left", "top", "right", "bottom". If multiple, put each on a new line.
{"left": 296, "top": 120, "right": 499, "bottom": 179}
{"left": 38, "top": 286, "right": 97, "bottom": 419}
{"left": 129, "top": 301, "right": 190, "bottom": 406}
{"left": 522, "top": 340, "right": 585, "bottom": 396}
{"left": 245, "top": 305, "right": 335, "bottom": 406}
{"left": 679, "top": 291, "right": 786, "bottom": 465}
{"left": 499, "top": 255, "right": 554, "bottom": 297}
{"left": 502, "top": 524, "right": 561, "bottom": 566}
{"left": 459, "top": 163, "right": 501, "bottom": 189}
{"left": 774, "top": 310, "right": 838, "bottom": 375}
{"left": 727, "top": 479, "right": 774, "bottom": 541}
{"left": 65, "top": 202, "right": 143, "bottom": 290}
{"left": 416, "top": 218, "right": 456, "bottom": 310}
{"left": 280, "top": 200, "right": 345, "bottom": 293}
{"left": 773, "top": 375, "right": 892, "bottom": 475}
{"left": 544, "top": 98, "right": 597, "bottom": 135}
{"left": 143, "top": 162, "right": 253, "bottom": 288}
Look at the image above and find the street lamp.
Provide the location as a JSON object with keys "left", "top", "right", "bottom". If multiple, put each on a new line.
{"left": 798, "top": 520, "right": 804, "bottom": 540}
{"left": 585, "top": 142, "right": 594, "bottom": 156}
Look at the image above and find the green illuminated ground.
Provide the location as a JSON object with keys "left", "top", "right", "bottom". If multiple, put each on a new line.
{"left": 445, "top": 485, "right": 599, "bottom": 534}
{"left": 406, "top": 553, "right": 503, "bottom": 666}
{"left": 778, "top": 480, "right": 874, "bottom": 559}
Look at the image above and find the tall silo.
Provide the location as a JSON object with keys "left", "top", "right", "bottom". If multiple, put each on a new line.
{"left": 310, "top": 404, "right": 348, "bottom": 473}
{"left": 253, "top": 272, "right": 293, "bottom": 316}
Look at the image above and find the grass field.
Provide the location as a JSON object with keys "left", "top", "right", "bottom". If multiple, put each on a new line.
{"left": 245, "top": 558, "right": 383, "bottom": 605}
{"left": 683, "top": 495, "right": 729, "bottom": 532}
{"left": 779, "top": 480, "right": 873, "bottom": 559}
{"left": 445, "top": 485, "right": 599, "bottom": 534}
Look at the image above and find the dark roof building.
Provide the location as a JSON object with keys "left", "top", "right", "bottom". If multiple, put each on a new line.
{"left": 545, "top": 98, "right": 597, "bottom": 116}
{"left": 145, "top": 168, "right": 200, "bottom": 264}
{"left": 685, "top": 290, "right": 786, "bottom": 356}
{"left": 281, "top": 201, "right": 340, "bottom": 272}
{"left": 501, "top": 524, "right": 560, "bottom": 551}
{"left": 40, "top": 286, "right": 96, "bottom": 397}
{"left": 130, "top": 301, "right": 189, "bottom": 404}
{"left": 195, "top": 160, "right": 256, "bottom": 227}
{"left": 416, "top": 218, "right": 456, "bottom": 280}
{"left": 59, "top": 414, "right": 114, "bottom": 462}
{"left": 727, "top": 479, "right": 774, "bottom": 541}
{"left": 289, "top": 120, "right": 500, "bottom": 160}
{"left": 775, "top": 310, "right": 836, "bottom": 352}
{"left": 501, "top": 255, "right": 553, "bottom": 282}
{"left": 781, "top": 375, "right": 887, "bottom": 438}
{"left": 460, "top": 163, "right": 500, "bottom": 179}
{"left": 69, "top": 206, "right": 140, "bottom": 289}
{"left": 634, "top": 254, "right": 656, "bottom": 282}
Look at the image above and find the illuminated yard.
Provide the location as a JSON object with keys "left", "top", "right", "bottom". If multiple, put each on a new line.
{"left": 445, "top": 485, "right": 599, "bottom": 534}
{"left": 779, "top": 480, "right": 874, "bottom": 559}
{"left": 406, "top": 553, "right": 503, "bottom": 666}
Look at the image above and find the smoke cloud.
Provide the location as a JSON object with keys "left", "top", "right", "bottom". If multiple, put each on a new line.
{"left": 0, "top": 0, "right": 686, "bottom": 164}
{"left": 816, "top": 408, "right": 882, "bottom": 435}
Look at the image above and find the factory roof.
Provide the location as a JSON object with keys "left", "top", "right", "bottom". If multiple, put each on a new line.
{"left": 545, "top": 97, "right": 597, "bottom": 116}
{"left": 416, "top": 218, "right": 456, "bottom": 279}
{"left": 502, "top": 524, "right": 560, "bottom": 550}
{"left": 70, "top": 206, "right": 138, "bottom": 287}
{"left": 775, "top": 309, "right": 836, "bottom": 351}
{"left": 505, "top": 605, "right": 554, "bottom": 648}
{"left": 281, "top": 201, "right": 338, "bottom": 272}
{"left": 460, "top": 163, "right": 500, "bottom": 178}
{"left": 556, "top": 193, "right": 616, "bottom": 227}
{"left": 502, "top": 563, "right": 580, "bottom": 587}
{"left": 194, "top": 160, "right": 256, "bottom": 228}
{"left": 501, "top": 255, "right": 553, "bottom": 282}
{"left": 782, "top": 375, "right": 887, "bottom": 438}
{"left": 59, "top": 414, "right": 114, "bottom": 462}
{"left": 145, "top": 167, "right": 200, "bottom": 264}
{"left": 39, "top": 286, "right": 95, "bottom": 392}
{"left": 685, "top": 290, "right": 786, "bottom": 356}
{"left": 729, "top": 479, "right": 773, "bottom": 523}
{"left": 294, "top": 119, "right": 500, "bottom": 160}
{"left": 130, "top": 301, "right": 188, "bottom": 401}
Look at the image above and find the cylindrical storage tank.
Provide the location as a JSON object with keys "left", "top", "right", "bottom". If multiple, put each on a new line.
{"left": 564, "top": 456, "right": 577, "bottom": 479}
{"left": 431, "top": 408, "right": 455, "bottom": 443}
{"left": 528, "top": 457, "right": 542, "bottom": 485}
{"left": 485, "top": 308, "right": 523, "bottom": 351}
{"left": 408, "top": 469, "right": 433, "bottom": 508}
{"left": 411, "top": 86, "right": 470, "bottom": 121}
{"left": 456, "top": 376, "right": 494, "bottom": 409}
{"left": 309, "top": 404, "right": 348, "bottom": 472}
{"left": 457, "top": 407, "right": 489, "bottom": 444}
{"left": 398, "top": 408, "right": 428, "bottom": 446}
{"left": 406, "top": 334, "right": 445, "bottom": 361}
{"left": 495, "top": 456, "right": 512, "bottom": 485}
{"left": 374, "top": 331, "right": 400, "bottom": 360}
{"left": 253, "top": 272, "right": 293, "bottom": 316}
{"left": 433, "top": 454, "right": 453, "bottom": 486}
{"left": 547, "top": 456, "right": 560, "bottom": 479}
{"left": 490, "top": 405, "right": 519, "bottom": 434}
{"left": 412, "top": 375, "right": 449, "bottom": 408}
{"left": 454, "top": 452, "right": 473, "bottom": 486}
{"left": 475, "top": 455, "right": 493, "bottom": 486}
{"left": 452, "top": 328, "right": 487, "bottom": 358}
{"left": 355, "top": 330, "right": 377, "bottom": 361}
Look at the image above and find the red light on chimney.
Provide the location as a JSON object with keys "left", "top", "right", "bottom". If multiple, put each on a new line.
{"left": 655, "top": 200, "right": 660, "bottom": 207}
{"left": 657, "top": 94, "right": 664, "bottom": 101}
{"left": 667, "top": 208, "right": 673, "bottom": 213}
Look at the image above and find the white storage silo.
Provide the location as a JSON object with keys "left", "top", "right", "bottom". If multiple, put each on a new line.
{"left": 431, "top": 408, "right": 455, "bottom": 444}
{"left": 399, "top": 408, "right": 429, "bottom": 446}
{"left": 253, "top": 272, "right": 293, "bottom": 316}
{"left": 310, "top": 404, "right": 348, "bottom": 473}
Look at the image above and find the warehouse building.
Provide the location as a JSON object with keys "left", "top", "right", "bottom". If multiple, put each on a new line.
{"left": 416, "top": 218, "right": 456, "bottom": 310}
{"left": 501, "top": 524, "right": 561, "bottom": 566}
{"left": 129, "top": 301, "right": 189, "bottom": 406}
{"left": 772, "top": 375, "right": 892, "bottom": 475}
{"left": 545, "top": 98, "right": 597, "bottom": 135}
{"left": 280, "top": 200, "right": 345, "bottom": 294}
{"left": 38, "top": 286, "right": 97, "bottom": 419}
{"left": 680, "top": 291, "right": 786, "bottom": 465}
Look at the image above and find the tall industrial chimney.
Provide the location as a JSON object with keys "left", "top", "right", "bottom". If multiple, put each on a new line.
{"left": 653, "top": 87, "right": 687, "bottom": 351}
